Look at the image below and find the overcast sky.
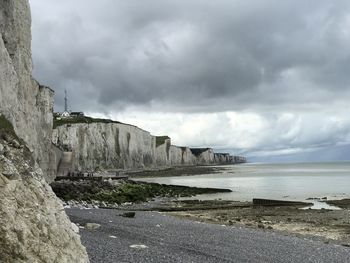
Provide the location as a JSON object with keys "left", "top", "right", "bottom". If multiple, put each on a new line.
{"left": 29, "top": 0, "right": 350, "bottom": 161}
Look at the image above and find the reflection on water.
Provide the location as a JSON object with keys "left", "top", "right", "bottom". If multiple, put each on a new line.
{"left": 136, "top": 162, "right": 350, "bottom": 209}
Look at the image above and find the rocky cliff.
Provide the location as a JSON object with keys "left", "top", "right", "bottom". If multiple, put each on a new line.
{"left": 53, "top": 122, "right": 156, "bottom": 172}
{"left": 0, "top": 0, "right": 54, "bottom": 182}
{"left": 52, "top": 120, "right": 236, "bottom": 173}
{"left": 0, "top": 121, "right": 89, "bottom": 262}
{"left": 0, "top": 1, "right": 89, "bottom": 262}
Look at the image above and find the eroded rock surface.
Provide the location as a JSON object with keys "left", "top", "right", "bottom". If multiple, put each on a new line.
{"left": 53, "top": 122, "right": 232, "bottom": 173}
{"left": 0, "top": 132, "right": 89, "bottom": 263}
{"left": 0, "top": 0, "right": 55, "bottom": 181}
{"left": 0, "top": 0, "right": 89, "bottom": 262}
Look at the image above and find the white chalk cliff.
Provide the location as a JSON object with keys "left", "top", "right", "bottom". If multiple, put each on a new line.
{"left": 53, "top": 121, "right": 235, "bottom": 173}
{"left": 0, "top": 1, "right": 89, "bottom": 262}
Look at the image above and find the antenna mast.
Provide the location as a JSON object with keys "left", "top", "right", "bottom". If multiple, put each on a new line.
{"left": 64, "top": 89, "right": 68, "bottom": 112}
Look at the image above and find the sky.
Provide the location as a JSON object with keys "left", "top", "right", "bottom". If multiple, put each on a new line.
{"left": 29, "top": 0, "right": 350, "bottom": 161}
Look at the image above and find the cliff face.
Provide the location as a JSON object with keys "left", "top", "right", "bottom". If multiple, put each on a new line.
{"left": 0, "top": 0, "right": 54, "bottom": 182}
{"left": 0, "top": 1, "right": 89, "bottom": 262}
{"left": 0, "top": 129, "right": 89, "bottom": 262}
{"left": 52, "top": 122, "right": 156, "bottom": 172}
{"left": 53, "top": 122, "right": 235, "bottom": 173}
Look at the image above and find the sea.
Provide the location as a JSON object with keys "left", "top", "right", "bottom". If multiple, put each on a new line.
{"left": 136, "top": 162, "right": 350, "bottom": 209}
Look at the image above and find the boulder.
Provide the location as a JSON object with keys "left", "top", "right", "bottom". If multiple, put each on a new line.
{"left": 85, "top": 223, "right": 101, "bottom": 230}
{"left": 0, "top": 135, "right": 89, "bottom": 262}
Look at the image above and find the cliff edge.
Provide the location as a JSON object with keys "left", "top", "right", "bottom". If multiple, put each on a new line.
{"left": 52, "top": 118, "right": 241, "bottom": 174}
{"left": 0, "top": 0, "right": 54, "bottom": 182}
{"left": 0, "top": 1, "right": 89, "bottom": 262}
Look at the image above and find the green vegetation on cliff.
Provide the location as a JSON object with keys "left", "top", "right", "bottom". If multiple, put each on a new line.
{"left": 0, "top": 115, "right": 20, "bottom": 141}
{"left": 156, "top": 136, "right": 170, "bottom": 147}
{"left": 53, "top": 116, "right": 121, "bottom": 128}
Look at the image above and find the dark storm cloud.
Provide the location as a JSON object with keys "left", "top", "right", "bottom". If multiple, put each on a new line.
{"left": 30, "top": 0, "right": 350, "bottom": 112}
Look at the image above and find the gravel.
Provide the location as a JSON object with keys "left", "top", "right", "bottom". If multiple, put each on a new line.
{"left": 66, "top": 208, "right": 350, "bottom": 263}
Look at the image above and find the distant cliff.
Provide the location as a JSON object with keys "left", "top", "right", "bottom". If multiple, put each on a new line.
{"left": 52, "top": 117, "right": 244, "bottom": 174}
{"left": 0, "top": 1, "right": 89, "bottom": 261}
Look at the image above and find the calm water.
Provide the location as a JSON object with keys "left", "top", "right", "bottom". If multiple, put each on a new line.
{"left": 136, "top": 162, "right": 350, "bottom": 206}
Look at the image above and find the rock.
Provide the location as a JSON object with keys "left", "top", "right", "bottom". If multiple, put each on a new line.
{"left": 306, "top": 197, "right": 320, "bottom": 200}
{"left": 0, "top": 0, "right": 56, "bottom": 181}
{"left": 0, "top": 165, "right": 89, "bottom": 262}
{"left": 129, "top": 244, "right": 148, "bottom": 249}
{"left": 0, "top": 0, "right": 89, "bottom": 261}
{"left": 11, "top": 139, "right": 21, "bottom": 148}
{"left": 71, "top": 223, "right": 80, "bottom": 234}
{"left": 121, "top": 212, "right": 136, "bottom": 218}
{"left": 258, "top": 224, "right": 265, "bottom": 229}
{"left": 0, "top": 155, "right": 21, "bottom": 180}
{"left": 85, "top": 223, "right": 101, "bottom": 230}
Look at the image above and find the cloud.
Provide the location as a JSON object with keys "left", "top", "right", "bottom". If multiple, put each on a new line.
{"left": 29, "top": 0, "right": 350, "bottom": 159}
{"left": 30, "top": 0, "right": 350, "bottom": 111}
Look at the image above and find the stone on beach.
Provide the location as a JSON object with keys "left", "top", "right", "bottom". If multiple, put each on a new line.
{"left": 85, "top": 223, "right": 101, "bottom": 230}
{"left": 121, "top": 212, "right": 136, "bottom": 218}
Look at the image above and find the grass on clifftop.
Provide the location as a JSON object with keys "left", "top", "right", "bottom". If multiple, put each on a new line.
{"left": 53, "top": 116, "right": 121, "bottom": 129}
{"left": 156, "top": 136, "right": 170, "bottom": 147}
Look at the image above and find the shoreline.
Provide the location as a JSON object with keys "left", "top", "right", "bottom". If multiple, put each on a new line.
{"left": 50, "top": 178, "right": 232, "bottom": 208}
{"left": 63, "top": 197, "right": 350, "bottom": 248}
{"left": 117, "top": 198, "right": 350, "bottom": 246}
{"left": 126, "top": 165, "right": 231, "bottom": 178}
{"left": 51, "top": 165, "right": 350, "bottom": 246}
{"left": 164, "top": 200, "right": 350, "bottom": 246}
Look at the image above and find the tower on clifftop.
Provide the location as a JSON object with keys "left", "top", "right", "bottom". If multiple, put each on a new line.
{"left": 61, "top": 89, "right": 70, "bottom": 117}
{"left": 64, "top": 89, "right": 68, "bottom": 112}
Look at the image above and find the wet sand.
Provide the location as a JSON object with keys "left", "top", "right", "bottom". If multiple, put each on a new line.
{"left": 164, "top": 200, "right": 350, "bottom": 246}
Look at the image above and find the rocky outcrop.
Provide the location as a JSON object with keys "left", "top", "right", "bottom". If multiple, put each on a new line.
{"left": 0, "top": 0, "right": 89, "bottom": 262}
{"left": 52, "top": 121, "right": 237, "bottom": 173}
{"left": 0, "top": 129, "right": 88, "bottom": 263}
{"left": 0, "top": 0, "right": 54, "bottom": 182}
